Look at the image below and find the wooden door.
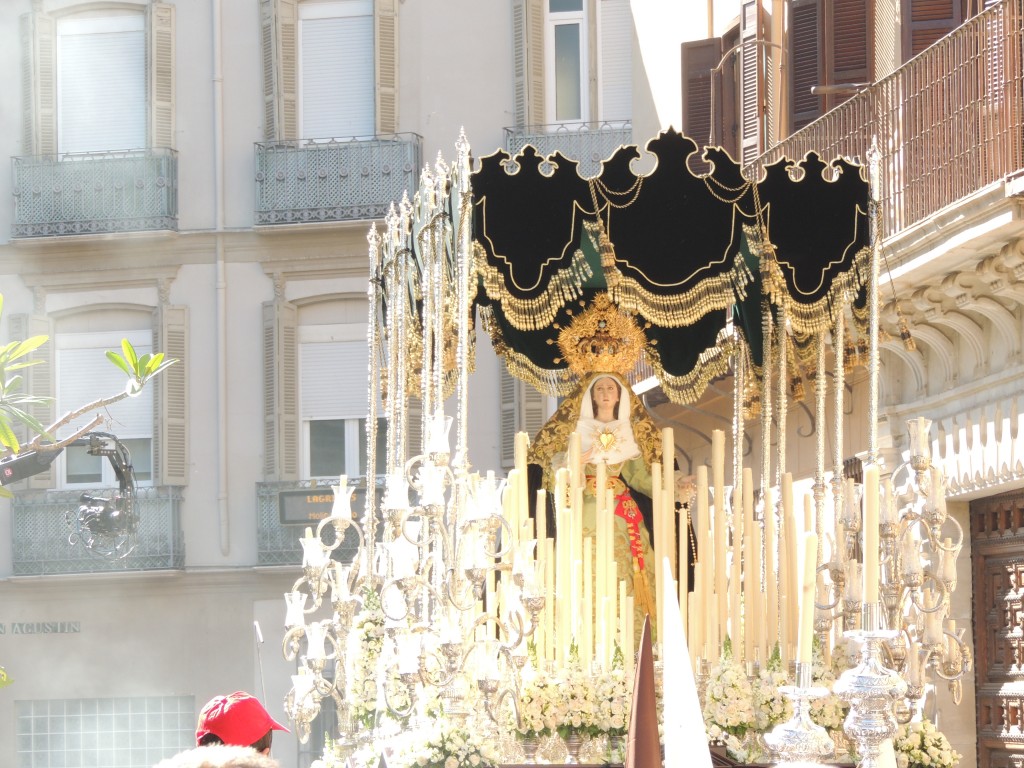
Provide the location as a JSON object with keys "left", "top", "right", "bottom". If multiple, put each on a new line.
{"left": 971, "top": 490, "right": 1024, "bottom": 768}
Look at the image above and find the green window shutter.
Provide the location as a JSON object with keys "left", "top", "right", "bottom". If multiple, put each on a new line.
{"left": 21, "top": 10, "right": 56, "bottom": 156}
{"left": 500, "top": 362, "right": 547, "bottom": 471}
{"left": 148, "top": 3, "right": 176, "bottom": 149}
{"left": 8, "top": 313, "right": 56, "bottom": 489}
{"left": 512, "top": 0, "right": 545, "bottom": 127}
{"left": 375, "top": 0, "right": 397, "bottom": 134}
{"left": 260, "top": 0, "right": 298, "bottom": 141}
{"left": 153, "top": 305, "right": 188, "bottom": 486}
{"left": 263, "top": 300, "right": 298, "bottom": 481}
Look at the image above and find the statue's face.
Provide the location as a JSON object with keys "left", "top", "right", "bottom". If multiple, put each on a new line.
{"left": 591, "top": 377, "right": 621, "bottom": 412}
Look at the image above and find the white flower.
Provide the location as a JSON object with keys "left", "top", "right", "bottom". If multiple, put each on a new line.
{"left": 894, "top": 719, "right": 961, "bottom": 768}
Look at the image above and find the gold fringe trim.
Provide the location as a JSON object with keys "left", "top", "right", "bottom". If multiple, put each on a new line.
{"left": 478, "top": 306, "right": 578, "bottom": 398}
{"left": 473, "top": 240, "right": 594, "bottom": 332}
{"left": 591, "top": 220, "right": 752, "bottom": 328}
{"left": 527, "top": 372, "right": 664, "bottom": 492}
{"left": 757, "top": 229, "right": 871, "bottom": 337}
{"left": 644, "top": 335, "right": 734, "bottom": 406}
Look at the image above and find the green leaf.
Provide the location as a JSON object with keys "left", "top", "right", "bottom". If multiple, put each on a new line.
{"left": 121, "top": 338, "right": 139, "bottom": 370}
{"left": 9, "top": 336, "right": 48, "bottom": 361}
{"left": 0, "top": 419, "right": 21, "bottom": 453}
{"left": 105, "top": 350, "right": 134, "bottom": 377}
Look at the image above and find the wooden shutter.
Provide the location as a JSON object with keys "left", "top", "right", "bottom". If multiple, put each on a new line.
{"left": 512, "top": 0, "right": 545, "bottom": 127}
{"left": 904, "top": 0, "right": 962, "bottom": 59}
{"left": 263, "top": 300, "right": 298, "bottom": 480}
{"left": 260, "top": 0, "right": 298, "bottom": 141}
{"left": 148, "top": 3, "right": 175, "bottom": 149}
{"left": 8, "top": 314, "right": 55, "bottom": 489}
{"left": 874, "top": 0, "right": 900, "bottom": 79}
{"left": 154, "top": 305, "right": 188, "bottom": 486}
{"left": 790, "top": 0, "right": 824, "bottom": 131}
{"left": 825, "top": 0, "right": 870, "bottom": 110}
{"left": 499, "top": 363, "right": 547, "bottom": 470}
{"left": 20, "top": 10, "right": 56, "bottom": 156}
{"left": 681, "top": 38, "right": 723, "bottom": 150}
{"left": 739, "top": 0, "right": 764, "bottom": 164}
{"left": 375, "top": 0, "right": 397, "bottom": 134}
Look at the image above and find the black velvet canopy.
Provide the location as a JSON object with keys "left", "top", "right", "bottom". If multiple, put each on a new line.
{"left": 471, "top": 128, "right": 870, "bottom": 403}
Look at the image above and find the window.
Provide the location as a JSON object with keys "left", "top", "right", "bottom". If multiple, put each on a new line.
{"left": 56, "top": 331, "right": 154, "bottom": 488}
{"left": 260, "top": 0, "right": 396, "bottom": 141}
{"left": 57, "top": 14, "right": 146, "bottom": 154}
{"left": 20, "top": 5, "right": 175, "bottom": 156}
{"left": 546, "top": 0, "right": 587, "bottom": 122}
{"left": 300, "top": 336, "right": 385, "bottom": 478}
{"left": 298, "top": 0, "right": 375, "bottom": 139}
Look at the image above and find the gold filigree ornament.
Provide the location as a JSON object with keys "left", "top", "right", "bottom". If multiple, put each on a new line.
{"left": 554, "top": 293, "right": 647, "bottom": 377}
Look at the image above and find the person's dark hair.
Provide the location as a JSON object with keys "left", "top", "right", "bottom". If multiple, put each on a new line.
{"left": 198, "top": 730, "right": 273, "bottom": 753}
{"left": 590, "top": 376, "right": 623, "bottom": 420}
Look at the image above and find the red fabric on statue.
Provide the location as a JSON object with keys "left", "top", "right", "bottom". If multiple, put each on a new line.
{"left": 626, "top": 615, "right": 660, "bottom": 768}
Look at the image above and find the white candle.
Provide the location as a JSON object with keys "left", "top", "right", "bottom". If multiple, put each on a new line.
{"left": 863, "top": 465, "right": 880, "bottom": 604}
{"left": 331, "top": 475, "right": 351, "bottom": 519}
{"left": 662, "top": 427, "right": 677, "bottom": 576}
{"left": 743, "top": 469, "right": 755, "bottom": 661}
{"left": 731, "top": 486, "right": 743, "bottom": 654}
{"left": 908, "top": 641, "right": 922, "bottom": 686}
{"left": 653, "top": 461, "right": 664, "bottom": 643}
{"left": 764, "top": 485, "right": 778, "bottom": 655}
{"left": 942, "top": 537, "right": 957, "bottom": 582}
{"left": 798, "top": 532, "right": 818, "bottom": 664}
{"left": 712, "top": 429, "right": 727, "bottom": 653}
{"left": 916, "top": 417, "right": 930, "bottom": 457}
{"left": 583, "top": 537, "right": 593, "bottom": 667}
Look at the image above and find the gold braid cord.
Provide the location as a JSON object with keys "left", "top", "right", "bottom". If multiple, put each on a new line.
{"left": 527, "top": 373, "right": 664, "bottom": 491}
{"left": 473, "top": 240, "right": 594, "bottom": 332}
{"left": 748, "top": 222, "right": 871, "bottom": 337}
{"left": 590, "top": 220, "right": 754, "bottom": 328}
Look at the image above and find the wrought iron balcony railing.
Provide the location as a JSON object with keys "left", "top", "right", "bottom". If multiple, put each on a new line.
{"left": 748, "top": 0, "right": 1024, "bottom": 242}
{"left": 254, "top": 134, "right": 422, "bottom": 225}
{"left": 11, "top": 148, "right": 178, "bottom": 238}
{"left": 10, "top": 486, "right": 184, "bottom": 575}
{"left": 256, "top": 479, "right": 381, "bottom": 566}
{"left": 504, "top": 120, "right": 633, "bottom": 178}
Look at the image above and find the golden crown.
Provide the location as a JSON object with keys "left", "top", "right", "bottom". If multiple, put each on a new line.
{"left": 553, "top": 293, "right": 646, "bottom": 376}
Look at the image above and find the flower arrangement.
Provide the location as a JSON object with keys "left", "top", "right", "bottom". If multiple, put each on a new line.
{"left": 346, "top": 586, "right": 385, "bottom": 729}
{"left": 702, "top": 639, "right": 757, "bottom": 761}
{"left": 593, "top": 661, "right": 630, "bottom": 738}
{"left": 893, "top": 719, "right": 962, "bottom": 768}
{"left": 514, "top": 666, "right": 557, "bottom": 739}
{"left": 391, "top": 718, "right": 501, "bottom": 768}
{"left": 552, "top": 644, "right": 601, "bottom": 739}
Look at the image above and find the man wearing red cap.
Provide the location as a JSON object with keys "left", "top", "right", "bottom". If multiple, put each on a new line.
{"left": 195, "top": 691, "right": 290, "bottom": 755}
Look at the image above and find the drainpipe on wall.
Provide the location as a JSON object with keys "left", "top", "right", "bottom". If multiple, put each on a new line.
{"left": 213, "top": 0, "right": 230, "bottom": 555}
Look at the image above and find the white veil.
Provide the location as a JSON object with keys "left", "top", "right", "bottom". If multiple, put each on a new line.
{"left": 575, "top": 374, "right": 642, "bottom": 465}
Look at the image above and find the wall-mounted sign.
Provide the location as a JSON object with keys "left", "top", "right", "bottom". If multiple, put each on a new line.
{"left": 0, "top": 621, "right": 80, "bottom": 635}
{"left": 278, "top": 487, "right": 382, "bottom": 526}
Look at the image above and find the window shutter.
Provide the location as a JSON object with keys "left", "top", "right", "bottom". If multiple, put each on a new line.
{"left": 512, "top": 0, "right": 545, "bottom": 127}
{"left": 21, "top": 11, "right": 56, "bottom": 156}
{"left": 739, "top": 0, "right": 764, "bottom": 164}
{"left": 8, "top": 314, "right": 55, "bottom": 489}
{"left": 499, "top": 363, "right": 547, "bottom": 471}
{"left": 375, "top": 0, "right": 397, "bottom": 134}
{"left": 301, "top": 10, "right": 375, "bottom": 138}
{"left": 790, "top": 0, "right": 823, "bottom": 131}
{"left": 154, "top": 305, "right": 188, "bottom": 486}
{"left": 904, "top": 0, "right": 961, "bottom": 58}
{"left": 597, "top": 0, "right": 632, "bottom": 121}
{"left": 681, "top": 38, "right": 723, "bottom": 150}
{"left": 300, "top": 340, "right": 370, "bottom": 418}
{"left": 148, "top": 3, "right": 175, "bottom": 149}
{"left": 263, "top": 300, "right": 298, "bottom": 480}
{"left": 260, "top": 0, "right": 298, "bottom": 141}
{"left": 405, "top": 396, "right": 423, "bottom": 465}
{"left": 825, "top": 0, "right": 870, "bottom": 111}
{"left": 874, "top": 0, "right": 900, "bottom": 79}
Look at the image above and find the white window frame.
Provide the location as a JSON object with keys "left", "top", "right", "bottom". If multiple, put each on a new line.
{"left": 55, "top": 12, "right": 146, "bottom": 154}
{"left": 298, "top": 324, "right": 381, "bottom": 480}
{"left": 297, "top": 0, "right": 375, "bottom": 140}
{"left": 55, "top": 330, "right": 154, "bottom": 490}
{"left": 545, "top": 0, "right": 589, "bottom": 124}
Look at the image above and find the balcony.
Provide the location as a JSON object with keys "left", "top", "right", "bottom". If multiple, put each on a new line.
{"left": 748, "top": 0, "right": 1024, "bottom": 242}
{"left": 504, "top": 120, "right": 633, "bottom": 178}
{"left": 254, "top": 134, "right": 422, "bottom": 226}
{"left": 11, "top": 148, "right": 178, "bottom": 238}
{"left": 256, "top": 479, "right": 381, "bottom": 566}
{"left": 11, "top": 487, "right": 184, "bottom": 575}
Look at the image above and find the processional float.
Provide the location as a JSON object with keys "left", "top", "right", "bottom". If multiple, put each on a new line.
{"left": 279, "top": 129, "right": 969, "bottom": 766}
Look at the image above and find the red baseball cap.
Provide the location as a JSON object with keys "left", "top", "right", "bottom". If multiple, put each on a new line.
{"left": 195, "top": 691, "right": 290, "bottom": 747}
